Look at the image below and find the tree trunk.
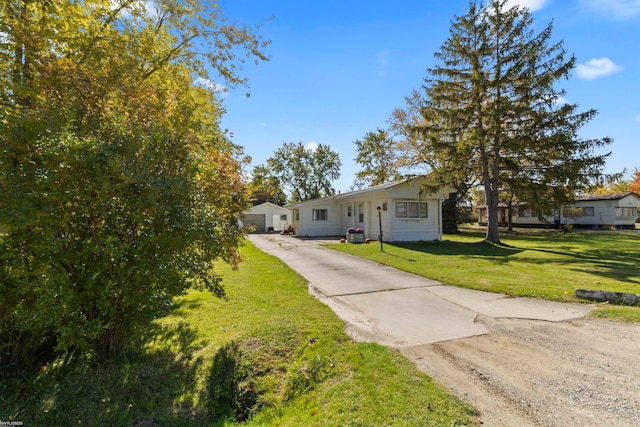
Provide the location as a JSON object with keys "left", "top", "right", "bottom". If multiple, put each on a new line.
{"left": 485, "top": 186, "right": 501, "bottom": 243}
{"left": 442, "top": 192, "right": 458, "bottom": 234}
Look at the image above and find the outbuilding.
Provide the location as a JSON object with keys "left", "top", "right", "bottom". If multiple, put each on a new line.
{"left": 241, "top": 202, "right": 292, "bottom": 233}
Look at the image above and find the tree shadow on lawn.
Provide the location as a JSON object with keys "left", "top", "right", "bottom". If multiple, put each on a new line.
{"left": 392, "top": 238, "right": 640, "bottom": 285}
{"left": 519, "top": 248, "right": 640, "bottom": 285}
{"left": 3, "top": 319, "right": 244, "bottom": 426}
{"left": 394, "top": 240, "right": 524, "bottom": 258}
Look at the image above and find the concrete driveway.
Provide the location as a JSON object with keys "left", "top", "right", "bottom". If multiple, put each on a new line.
{"left": 247, "top": 234, "right": 593, "bottom": 348}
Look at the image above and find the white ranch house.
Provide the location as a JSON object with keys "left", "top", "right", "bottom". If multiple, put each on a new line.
{"left": 285, "top": 179, "right": 452, "bottom": 242}
{"left": 477, "top": 192, "right": 640, "bottom": 229}
{"left": 241, "top": 202, "right": 292, "bottom": 233}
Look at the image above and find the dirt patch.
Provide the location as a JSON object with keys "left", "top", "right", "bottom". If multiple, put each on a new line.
{"left": 401, "top": 316, "right": 640, "bottom": 426}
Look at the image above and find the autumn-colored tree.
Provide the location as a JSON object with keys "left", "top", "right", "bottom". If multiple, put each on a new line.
{"left": 248, "top": 164, "right": 287, "bottom": 205}
{"left": 0, "top": 0, "right": 268, "bottom": 367}
{"left": 630, "top": 169, "right": 640, "bottom": 194}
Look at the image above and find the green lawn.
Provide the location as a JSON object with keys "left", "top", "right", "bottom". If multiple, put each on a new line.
{"left": 328, "top": 227, "right": 640, "bottom": 322}
{"left": 1, "top": 242, "right": 478, "bottom": 426}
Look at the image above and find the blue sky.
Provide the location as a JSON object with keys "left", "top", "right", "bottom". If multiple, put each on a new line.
{"left": 217, "top": 0, "right": 640, "bottom": 193}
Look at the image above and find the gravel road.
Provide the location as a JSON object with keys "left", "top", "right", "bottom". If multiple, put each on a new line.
{"left": 400, "top": 315, "right": 640, "bottom": 426}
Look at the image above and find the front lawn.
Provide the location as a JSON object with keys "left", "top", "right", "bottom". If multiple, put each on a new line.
{"left": 327, "top": 228, "right": 640, "bottom": 322}
{"left": 0, "top": 241, "right": 478, "bottom": 426}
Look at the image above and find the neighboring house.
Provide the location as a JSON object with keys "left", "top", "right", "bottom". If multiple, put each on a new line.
{"left": 477, "top": 202, "right": 555, "bottom": 228}
{"left": 241, "top": 202, "right": 292, "bottom": 233}
{"left": 285, "top": 179, "right": 453, "bottom": 242}
{"left": 562, "top": 192, "right": 640, "bottom": 229}
{"left": 477, "top": 192, "right": 640, "bottom": 229}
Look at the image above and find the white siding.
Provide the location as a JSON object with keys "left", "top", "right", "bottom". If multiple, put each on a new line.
{"left": 337, "top": 196, "right": 395, "bottom": 240}
{"left": 616, "top": 194, "right": 640, "bottom": 226}
{"left": 563, "top": 195, "right": 640, "bottom": 227}
{"left": 389, "top": 199, "right": 440, "bottom": 241}
{"left": 244, "top": 203, "right": 292, "bottom": 231}
{"left": 298, "top": 204, "right": 341, "bottom": 236}
{"left": 287, "top": 180, "right": 449, "bottom": 241}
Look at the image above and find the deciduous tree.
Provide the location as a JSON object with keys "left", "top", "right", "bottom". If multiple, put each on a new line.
{"left": 630, "top": 169, "right": 640, "bottom": 194}
{"left": 389, "top": 89, "right": 478, "bottom": 206}
{"left": 267, "top": 142, "right": 341, "bottom": 201}
{"left": 353, "top": 128, "right": 400, "bottom": 186}
{"left": 0, "top": 0, "right": 268, "bottom": 367}
{"left": 248, "top": 164, "right": 287, "bottom": 205}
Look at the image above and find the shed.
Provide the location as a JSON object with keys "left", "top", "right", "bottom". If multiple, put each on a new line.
{"left": 241, "top": 202, "right": 292, "bottom": 233}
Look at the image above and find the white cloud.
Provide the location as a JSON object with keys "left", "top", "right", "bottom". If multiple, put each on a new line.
{"left": 576, "top": 58, "right": 623, "bottom": 80}
{"left": 195, "top": 77, "right": 228, "bottom": 96}
{"left": 580, "top": 0, "right": 640, "bottom": 18}
{"left": 305, "top": 142, "right": 318, "bottom": 152}
{"left": 111, "top": 0, "right": 158, "bottom": 19}
{"left": 504, "top": 0, "right": 549, "bottom": 12}
{"left": 554, "top": 95, "right": 568, "bottom": 105}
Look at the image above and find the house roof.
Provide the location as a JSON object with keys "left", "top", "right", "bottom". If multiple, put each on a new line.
{"left": 245, "top": 202, "right": 291, "bottom": 212}
{"left": 333, "top": 179, "right": 409, "bottom": 200}
{"left": 476, "top": 192, "right": 640, "bottom": 210}
{"left": 576, "top": 192, "right": 640, "bottom": 202}
{"left": 285, "top": 179, "right": 411, "bottom": 207}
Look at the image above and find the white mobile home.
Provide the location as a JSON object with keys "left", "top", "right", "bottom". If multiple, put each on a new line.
{"left": 477, "top": 192, "right": 640, "bottom": 230}
{"left": 286, "top": 179, "right": 452, "bottom": 242}
{"left": 562, "top": 192, "right": 640, "bottom": 229}
{"left": 477, "top": 202, "right": 555, "bottom": 228}
{"left": 242, "top": 202, "right": 292, "bottom": 233}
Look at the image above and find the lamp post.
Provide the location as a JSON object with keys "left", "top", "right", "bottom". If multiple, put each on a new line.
{"left": 376, "top": 206, "right": 383, "bottom": 252}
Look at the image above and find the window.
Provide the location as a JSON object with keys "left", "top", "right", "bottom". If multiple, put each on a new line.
{"left": 419, "top": 203, "right": 428, "bottom": 218}
{"left": 396, "top": 202, "right": 407, "bottom": 218}
{"left": 312, "top": 209, "right": 328, "bottom": 221}
{"left": 396, "top": 201, "right": 428, "bottom": 218}
{"left": 617, "top": 207, "right": 639, "bottom": 217}
{"left": 358, "top": 203, "right": 364, "bottom": 223}
{"left": 582, "top": 207, "right": 594, "bottom": 216}
{"left": 408, "top": 202, "right": 419, "bottom": 218}
{"left": 347, "top": 206, "right": 352, "bottom": 217}
{"left": 382, "top": 202, "right": 388, "bottom": 211}
{"left": 295, "top": 209, "right": 299, "bottom": 221}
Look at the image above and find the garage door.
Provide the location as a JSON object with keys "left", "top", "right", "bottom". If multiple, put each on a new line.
{"left": 244, "top": 214, "right": 266, "bottom": 233}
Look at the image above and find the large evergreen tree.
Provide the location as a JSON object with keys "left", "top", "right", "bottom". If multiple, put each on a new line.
{"left": 415, "top": 0, "right": 611, "bottom": 243}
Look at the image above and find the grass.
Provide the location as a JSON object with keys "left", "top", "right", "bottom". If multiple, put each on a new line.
{"left": 327, "top": 227, "right": 640, "bottom": 322}
{"left": 1, "top": 241, "right": 478, "bottom": 426}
